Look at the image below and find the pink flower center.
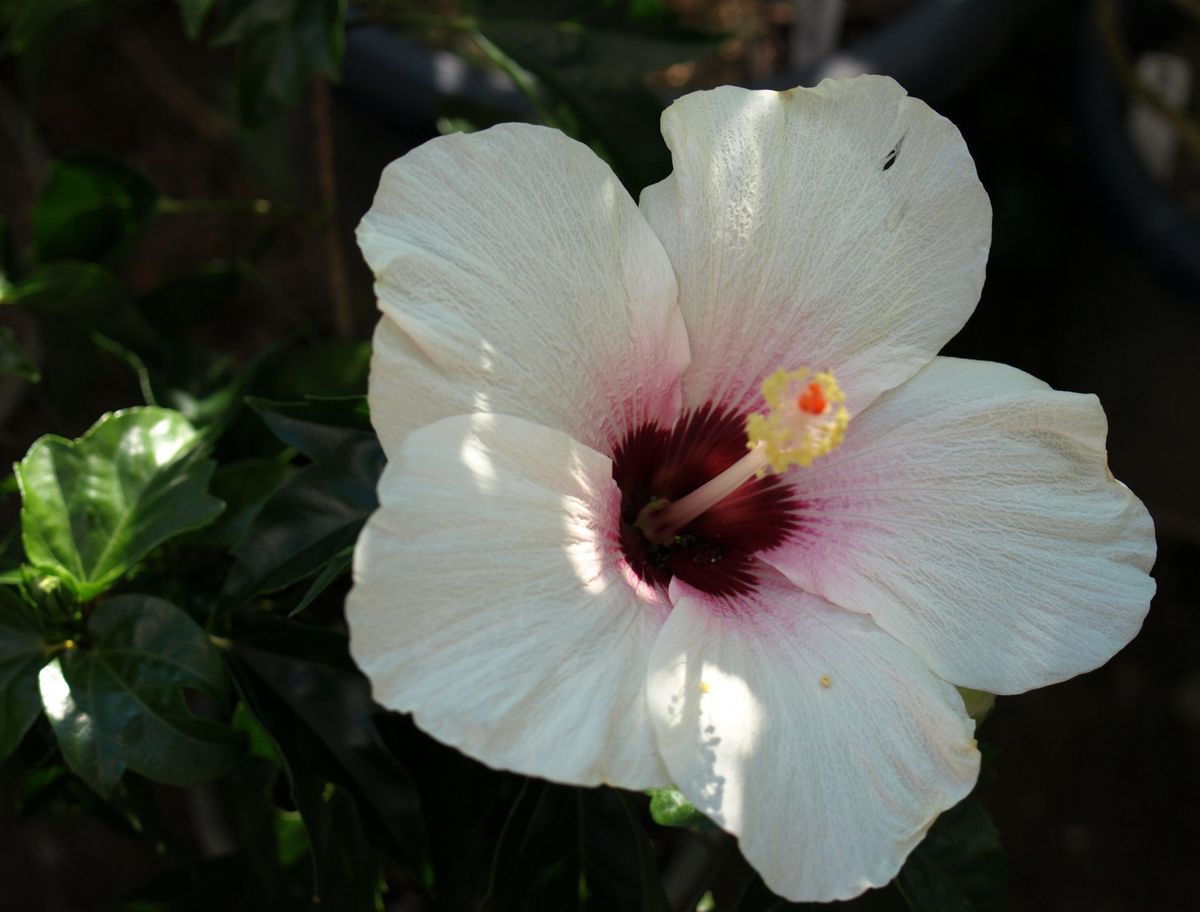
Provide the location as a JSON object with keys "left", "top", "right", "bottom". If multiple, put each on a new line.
{"left": 612, "top": 405, "right": 802, "bottom": 597}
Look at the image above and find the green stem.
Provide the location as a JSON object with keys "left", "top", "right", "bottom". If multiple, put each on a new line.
{"left": 468, "top": 28, "right": 564, "bottom": 130}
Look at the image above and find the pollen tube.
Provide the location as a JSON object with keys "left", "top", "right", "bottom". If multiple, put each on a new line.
{"left": 637, "top": 367, "right": 850, "bottom": 544}
{"left": 638, "top": 444, "right": 770, "bottom": 543}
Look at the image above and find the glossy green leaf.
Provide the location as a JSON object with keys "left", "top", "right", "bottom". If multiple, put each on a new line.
{"left": 0, "top": 591, "right": 46, "bottom": 761}
{"left": 896, "top": 797, "right": 1006, "bottom": 912}
{"left": 223, "top": 434, "right": 381, "bottom": 604}
{"left": 33, "top": 153, "right": 158, "bottom": 263}
{"left": 38, "top": 595, "right": 238, "bottom": 797}
{"left": 0, "top": 326, "right": 39, "bottom": 381}
{"left": 16, "top": 407, "right": 225, "bottom": 600}
{"left": 247, "top": 395, "right": 372, "bottom": 462}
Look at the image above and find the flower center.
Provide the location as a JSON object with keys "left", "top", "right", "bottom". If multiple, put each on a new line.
{"left": 613, "top": 368, "right": 849, "bottom": 597}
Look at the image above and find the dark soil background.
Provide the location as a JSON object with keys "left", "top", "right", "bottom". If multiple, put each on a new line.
{"left": 0, "top": 1, "right": 1196, "bottom": 910}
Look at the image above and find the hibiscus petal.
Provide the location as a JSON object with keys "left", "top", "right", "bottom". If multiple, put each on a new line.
{"left": 639, "top": 75, "right": 991, "bottom": 415}
{"left": 648, "top": 569, "right": 978, "bottom": 902}
{"left": 763, "top": 356, "right": 1156, "bottom": 694}
{"left": 359, "top": 123, "right": 690, "bottom": 456}
{"left": 347, "top": 412, "right": 671, "bottom": 788}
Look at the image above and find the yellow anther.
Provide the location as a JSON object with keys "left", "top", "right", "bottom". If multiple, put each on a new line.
{"left": 746, "top": 368, "right": 850, "bottom": 474}
{"left": 819, "top": 674, "right": 832, "bottom": 689}
{"left": 699, "top": 680, "right": 711, "bottom": 694}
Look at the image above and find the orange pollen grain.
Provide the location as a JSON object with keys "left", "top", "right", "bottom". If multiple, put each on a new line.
{"left": 797, "top": 382, "right": 827, "bottom": 415}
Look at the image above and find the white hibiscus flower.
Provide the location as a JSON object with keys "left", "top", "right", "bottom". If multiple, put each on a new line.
{"left": 347, "top": 76, "right": 1156, "bottom": 902}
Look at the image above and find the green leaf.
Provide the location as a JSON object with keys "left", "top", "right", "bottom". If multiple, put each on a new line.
{"left": 177, "top": 0, "right": 216, "bottom": 38}
{"left": 228, "top": 615, "right": 424, "bottom": 882}
{"left": 957, "top": 688, "right": 996, "bottom": 723}
{"left": 0, "top": 259, "right": 125, "bottom": 317}
{"left": 33, "top": 153, "right": 158, "bottom": 263}
{"left": 0, "top": 0, "right": 93, "bottom": 57}
{"left": 0, "top": 326, "right": 39, "bottom": 381}
{"left": 288, "top": 542, "right": 352, "bottom": 615}
{"left": 223, "top": 433, "right": 381, "bottom": 604}
{"left": 16, "top": 407, "right": 225, "bottom": 600}
{"left": 214, "top": 0, "right": 347, "bottom": 127}
{"left": 247, "top": 395, "right": 372, "bottom": 463}
{"left": 0, "top": 591, "right": 47, "bottom": 761}
{"left": 896, "top": 797, "right": 1006, "bottom": 912}
{"left": 647, "top": 785, "right": 712, "bottom": 830}
{"left": 38, "top": 595, "right": 238, "bottom": 797}
{"left": 195, "top": 458, "right": 291, "bottom": 550}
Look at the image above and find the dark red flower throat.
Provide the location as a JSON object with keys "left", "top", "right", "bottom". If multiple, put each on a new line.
{"left": 612, "top": 405, "right": 801, "bottom": 597}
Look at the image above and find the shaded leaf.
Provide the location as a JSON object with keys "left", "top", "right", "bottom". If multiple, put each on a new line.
{"left": 0, "top": 591, "right": 46, "bottom": 760}
{"left": 16, "top": 407, "right": 225, "bottom": 600}
{"left": 223, "top": 433, "right": 381, "bottom": 604}
{"left": 0, "top": 0, "right": 93, "bottom": 57}
{"left": 33, "top": 152, "right": 158, "bottom": 263}
{"left": 735, "top": 876, "right": 908, "bottom": 912}
{"left": 214, "top": 0, "right": 348, "bottom": 127}
{"left": 228, "top": 614, "right": 424, "bottom": 881}
{"left": 478, "top": 0, "right": 717, "bottom": 189}
{"left": 485, "top": 783, "right": 666, "bottom": 911}
{"left": 896, "top": 797, "right": 1006, "bottom": 912}
{"left": 0, "top": 259, "right": 125, "bottom": 317}
{"left": 247, "top": 395, "right": 371, "bottom": 462}
{"left": 177, "top": 0, "right": 216, "bottom": 39}
{"left": 195, "top": 458, "right": 291, "bottom": 550}
{"left": 38, "top": 595, "right": 238, "bottom": 797}
{"left": 0, "top": 326, "right": 39, "bottom": 381}
{"left": 290, "top": 543, "right": 352, "bottom": 615}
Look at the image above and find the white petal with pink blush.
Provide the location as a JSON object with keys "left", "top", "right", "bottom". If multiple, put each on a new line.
{"left": 349, "top": 75, "right": 1156, "bottom": 903}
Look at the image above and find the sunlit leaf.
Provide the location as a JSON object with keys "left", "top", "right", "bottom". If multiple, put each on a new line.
{"left": 0, "top": 591, "right": 46, "bottom": 761}
{"left": 33, "top": 152, "right": 158, "bottom": 263}
{"left": 647, "top": 785, "right": 713, "bottom": 830}
{"left": 38, "top": 595, "right": 238, "bottom": 797}
{"left": 16, "top": 407, "right": 225, "bottom": 600}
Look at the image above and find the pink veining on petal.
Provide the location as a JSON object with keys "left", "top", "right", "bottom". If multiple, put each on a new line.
{"left": 611, "top": 404, "right": 805, "bottom": 598}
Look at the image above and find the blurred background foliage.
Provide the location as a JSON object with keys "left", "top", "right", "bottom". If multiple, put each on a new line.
{"left": 0, "top": 1, "right": 1197, "bottom": 910}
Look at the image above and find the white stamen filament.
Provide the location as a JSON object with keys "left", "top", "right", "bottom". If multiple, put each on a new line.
{"left": 638, "top": 444, "right": 769, "bottom": 544}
